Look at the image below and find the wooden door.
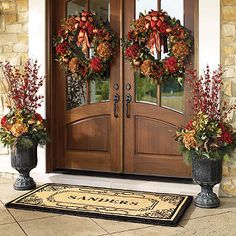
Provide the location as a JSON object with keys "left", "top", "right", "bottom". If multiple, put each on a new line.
{"left": 49, "top": 0, "right": 196, "bottom": 177}
{"left": 123, "top": 0, "right": 195, "bottom": 177}
{"left": 51, "top": 0, "right": 122, "bottom": 172}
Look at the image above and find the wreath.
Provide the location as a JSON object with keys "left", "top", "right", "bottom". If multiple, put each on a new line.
{"left": 123, "top": 10, "right": 193, "bottom": 84}
{"left": 54, "top": 11, "right": 115, "bottom": 80}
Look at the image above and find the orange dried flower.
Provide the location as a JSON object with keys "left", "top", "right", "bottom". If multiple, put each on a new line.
{"left": 135, "top": 17, "right": 148, "bottom": 33}
{"left": 11, "top": 121, "right": 28, "bottom": 137}
{"left": 172, "top": 41, "right": 189, "bottom": 59}
{"left": 182, "top": 130, "right": 197, "bottom": 150}
{"left": 97, "top": 42, "right": 112, "bottom": 59}
{"left": 64, "top": 17, "right": 77, "bottom": 32}
{"left": 68, "top": 57, "right": 79, "bottom": 73}
{"left": 140, "top": 60, "right": 153, "bottom": 76}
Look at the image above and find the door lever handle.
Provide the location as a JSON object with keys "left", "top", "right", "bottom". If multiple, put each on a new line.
{"left": 113, "top": 93, "right": 120, "bottom": 118}
{"left": 125, "top": 94, "right": 132, "bottom": 118}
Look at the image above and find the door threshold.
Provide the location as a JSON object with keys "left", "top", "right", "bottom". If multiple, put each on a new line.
{"left": 31, "top": 171, "right": 220, "bottom": 197}
{"left": 54, "top": 169, "right": 192, "bottom": 183}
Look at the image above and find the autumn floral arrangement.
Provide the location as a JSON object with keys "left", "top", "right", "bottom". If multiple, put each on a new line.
{"left": 54, "top": 11, "right": 115, "bottom": 81}
{"left": 175, "top": 65, "right": 236, "bottom": 162}
{"left": 123, "top": 10, "right": 193, "bottom": 84}
{"left": 0, "top": 59, "right": 47, "bottom": 148}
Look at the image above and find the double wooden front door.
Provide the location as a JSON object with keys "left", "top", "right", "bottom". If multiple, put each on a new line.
{"left": 49, "top": 0, "right": 195, "bottom": 177}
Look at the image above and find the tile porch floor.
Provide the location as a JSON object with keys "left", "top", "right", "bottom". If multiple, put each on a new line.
{"left": 0, "top": 176, "right": 236, "bottom": 236}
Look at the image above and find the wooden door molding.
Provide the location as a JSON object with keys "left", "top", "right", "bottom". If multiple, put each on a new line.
{"left": 45, "top": 0, "right": 53, "bottom": 172}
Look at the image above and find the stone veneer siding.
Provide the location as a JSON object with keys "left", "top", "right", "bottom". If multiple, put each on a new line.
{"left": 0, "top": 0, "right": 28, "bottom": 66}
{"left": 0, "top": 0, "right": 28, "bottom": 153}
{"left": 220, "top": 0, "right": 236, "bottom": 196}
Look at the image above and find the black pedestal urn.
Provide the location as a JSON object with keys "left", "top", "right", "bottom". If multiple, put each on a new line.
{"left": 192, "top": 154, "right": 222, "bottom": 208}
{"left": 11, "top": 142, "right": 38, "bottom": 191}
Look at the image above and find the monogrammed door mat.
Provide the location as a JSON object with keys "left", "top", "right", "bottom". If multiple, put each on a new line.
{"left": 6, "top": 183, "right": 192, "bottom": 226}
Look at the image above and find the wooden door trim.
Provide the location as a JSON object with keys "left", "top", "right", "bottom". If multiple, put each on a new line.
{"left": 46, "top": 0, "right": 53, "bottom": 172}
{"left": 46, "top": 0, "right": 67, "bottom": 172}
{"left": 193, "top": 0, "right": 199, "bottom": 73}
{"left": 119, "top": 0, "right": 124, "bottom": 172}
{"left": 184, "top": 0, "right": 199, "bottom": 123}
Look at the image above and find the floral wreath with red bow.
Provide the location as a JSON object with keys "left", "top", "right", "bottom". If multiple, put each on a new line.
{"left": 54, "top": 11, "right": 115, "bottom": 80}
{"left": 123, "top": 10, "right": 193, "bottom": 84}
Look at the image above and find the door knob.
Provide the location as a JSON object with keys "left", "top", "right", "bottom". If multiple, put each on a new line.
{"left": 125, "top": 94, "right": 132, "bottom": 118}
{"left": 113, "top": 93, "right": 120, "bottom": 118}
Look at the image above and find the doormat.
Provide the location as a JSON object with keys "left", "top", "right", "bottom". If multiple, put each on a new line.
{"left": 6, "top": 183, "right": 192, "bottom": 226}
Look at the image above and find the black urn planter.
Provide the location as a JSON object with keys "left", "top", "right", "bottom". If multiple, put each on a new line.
{"left": 192, "top": 154, "right": 222, "bottom": 208}
{"left": 11, "top": 142, "right": 38, "bottom": 191}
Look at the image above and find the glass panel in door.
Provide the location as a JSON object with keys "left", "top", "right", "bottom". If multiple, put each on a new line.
{"left": 67, "top": 0, "right": 86, "bottom": 16}
{"left": 160, "top": 0, "right": 184, "bottom": 113}
{"left": 66, "top": 0, "right": 111, "bottom": 108}
{"left": 136, "top": 0, "right": 157, "bottom": 17}
{"left": 66, "top": 0, "right": 87, "bottom": 109}
{"left": 89, "top": 0, "right": 111, "bottom": 104}
{"left": 135, "top": 0, "right": 158, "bottom": 105}
{"left": 90, "top": 0, "right": 110, "bottom": 22}
{"left": 135, "top": 73, "right": 157, "bottom": 105}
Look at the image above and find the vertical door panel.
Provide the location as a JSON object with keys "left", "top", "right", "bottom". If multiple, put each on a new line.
{"left": 123, "top": 0, "right": 195, "bottom": 177}
{"left": 52, "top": 0, "right": 122, "bottom": 172}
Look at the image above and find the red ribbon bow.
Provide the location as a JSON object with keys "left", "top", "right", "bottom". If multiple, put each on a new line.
{"left": 77, "top": 30, "right": 91, "bottom": 54}
{"left": 147, "top": 31, "right": 161, "bottom": 55}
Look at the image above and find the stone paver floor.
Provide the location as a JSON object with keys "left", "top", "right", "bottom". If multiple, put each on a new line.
{"left": 0, "top": 177, "right": 236, "bottom": 236}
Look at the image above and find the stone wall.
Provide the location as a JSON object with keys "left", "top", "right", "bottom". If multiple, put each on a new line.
{"left": 220, "top": 0, "right": 236, "bottom": 196}
{"left": 0, "top": 0, "right": 28, "bottom": 153}
{"left": 0, "top": 0, "right": 28, "bottom": 66}
{"left": 0, "top": 0, "right": 28, "bottom": 109}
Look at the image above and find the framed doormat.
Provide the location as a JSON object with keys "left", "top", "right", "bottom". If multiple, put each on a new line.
{"left": 6, "top": 183, "right": 192, "bottom": 226}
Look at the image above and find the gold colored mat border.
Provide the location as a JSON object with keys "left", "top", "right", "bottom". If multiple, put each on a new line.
{"left": 6, "top": 183, "right": 193, "bottom": 226}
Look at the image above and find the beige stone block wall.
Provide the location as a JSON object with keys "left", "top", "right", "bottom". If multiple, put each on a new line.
{"left": 220, "top": 0, "right": 236, "bottom": 196}
{"left": 0, "top": 0, "right": 28, "bottom": 115}
{"left": 0, "top": 0, "right": 28, "bottom": 67}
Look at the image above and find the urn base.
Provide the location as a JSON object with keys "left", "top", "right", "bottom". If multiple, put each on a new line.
{"left": 11, "top": 142, "right": 38, "bottom": 191}
{"left": 192, "top": 155, "right": 222, "bottom": 208}
{"left": 13, "top": 175, "right": 36, "bottom": 191}
{"left": 194, "top": 184, "right": 220, "bottom": 208}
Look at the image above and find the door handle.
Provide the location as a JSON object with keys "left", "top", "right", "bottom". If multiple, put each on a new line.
{"left": 113, "top": 93, "right": 120, "bottom": 118}
{"left": 125, "top": 94, "right": 132, "bottom": 118}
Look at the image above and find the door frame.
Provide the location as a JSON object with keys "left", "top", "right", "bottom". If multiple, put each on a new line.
{"left": 45, "top": 0, "right": 53, "bottom": 172}
{"left": 45, "top": 0, "right": 199, "bottom": 173}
